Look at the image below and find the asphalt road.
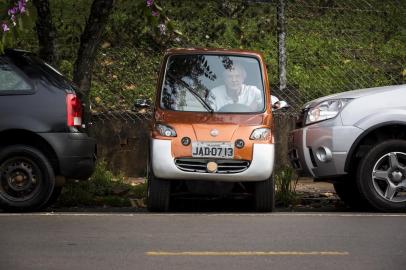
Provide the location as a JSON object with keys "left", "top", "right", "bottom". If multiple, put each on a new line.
{"left": 1, "top": 212, "right": 405, "bottom": 270}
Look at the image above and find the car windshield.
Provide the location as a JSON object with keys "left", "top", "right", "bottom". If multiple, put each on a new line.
{"left": 161, "top": 54, "right": 265, "bottom": 113}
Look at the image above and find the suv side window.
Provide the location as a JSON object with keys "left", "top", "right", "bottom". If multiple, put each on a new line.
{"left": 0, "top": 58, "right": 32, "bottom": 92}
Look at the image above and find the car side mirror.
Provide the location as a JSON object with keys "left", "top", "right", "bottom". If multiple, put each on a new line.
{"left": 272, "top": 100, "right": 290, "bottom": 111}
{"left": 133, "top": 99, "right": 151, "bottom": 110}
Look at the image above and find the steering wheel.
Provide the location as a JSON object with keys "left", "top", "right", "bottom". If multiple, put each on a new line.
{"left": 218, "top": 103, "right": 253, "bottom": 113}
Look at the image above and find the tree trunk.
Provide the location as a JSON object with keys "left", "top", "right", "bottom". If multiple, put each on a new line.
{"left": 277, "top": 0, "right": 287, "bottom": 92}
{"left": 73, "top": 0, "right": 114, "bottom": 93}
{"left": 73, "top": 0, "right": 114, "bottom": 126}
{"left": 32, "top": 0, "right": 57, "bottom": 65}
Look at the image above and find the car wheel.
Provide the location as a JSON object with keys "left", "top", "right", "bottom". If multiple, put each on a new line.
{"left": 147, "top": 171, "right": 170, "bottom": 212}
{"left": 44, "top": 186, "right": 63, "bottom": 208}
{"left": 333, "top": 179, "right": 372, "bottom": 210}
{"left": 254, "top": 176, "right": 275, "bottom": 212}
{"left": 0, "top": 145, "right": 55, "bottom": 212}
{"left": 357, "top": 139, "right": 406, "bottom": 212}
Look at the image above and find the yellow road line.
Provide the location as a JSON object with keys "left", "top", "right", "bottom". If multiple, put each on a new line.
{"left": 146, "top": 251, "right": 349, "bottom": 256}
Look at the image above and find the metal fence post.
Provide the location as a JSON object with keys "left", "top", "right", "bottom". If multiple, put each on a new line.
{"left": 277, "top": 0, "right": 287, "bottom": 92}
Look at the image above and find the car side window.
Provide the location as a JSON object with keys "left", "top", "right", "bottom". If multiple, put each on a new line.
{"left": 0, "top": 58, "right": 32, "bottom": 92}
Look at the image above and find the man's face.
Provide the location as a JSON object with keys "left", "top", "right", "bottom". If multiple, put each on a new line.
{"left": 224, "top": 68, "right": 245, "bottom": 96}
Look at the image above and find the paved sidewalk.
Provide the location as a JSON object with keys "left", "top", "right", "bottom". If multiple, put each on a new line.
{"left": 292, "top": 178, "right": 347, "bottom": 212}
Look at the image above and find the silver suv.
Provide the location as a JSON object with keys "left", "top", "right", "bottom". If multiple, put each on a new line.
{"left": 289, "top": 85, "right": 406, "bottom": 212}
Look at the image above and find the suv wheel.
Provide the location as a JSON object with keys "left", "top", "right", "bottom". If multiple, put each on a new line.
{"left": 333, "top": 179, "right": 372, "bottom": 210}
{"left": 357, "top": 139, "right": 406, "bottom": 212}
{"left": 254, "top": 176, "right": 275, "bottom": 212}
{"left": 0, "top": 145, "right": 55, "bottom": 212}
{"left": 147, "top": 172, "right": 170, "bottom": 212}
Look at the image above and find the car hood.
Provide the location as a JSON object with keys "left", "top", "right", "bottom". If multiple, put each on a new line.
{"left": 191, "top": 124, "right": 239, "bottom": 141}
{"left": 304, "top": 85, "right": 404, "bottom": 108}
{"left": 154, "top": 110, "right": 272, "bottom": 142}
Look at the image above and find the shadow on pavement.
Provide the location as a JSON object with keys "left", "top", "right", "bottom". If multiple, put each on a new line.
{"left": 0, "top": 180, "right": 358, "bottom": 213}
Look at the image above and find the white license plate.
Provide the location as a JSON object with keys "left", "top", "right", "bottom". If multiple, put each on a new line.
{"left": 192, "top": 142, "right": 234, "bottom": 158}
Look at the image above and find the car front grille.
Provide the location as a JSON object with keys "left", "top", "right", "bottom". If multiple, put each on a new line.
{"left": 174, "top": 158, "right": 250, "bottom": 174}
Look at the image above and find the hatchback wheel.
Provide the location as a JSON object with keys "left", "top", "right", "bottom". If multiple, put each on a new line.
{"left": 44, "top": 186, "right": 63, "bottom": 208}
{"left": 147, "top": 172, "right": 171, "bottom": 212}
{"left": 254, "top": 176, "right": 275, "bottom": 212}
{"left": 357, "top": 140, "right": 406, "bottom": 212}
{"left": 0, "top": 145, "right": 55, "bottom": 212}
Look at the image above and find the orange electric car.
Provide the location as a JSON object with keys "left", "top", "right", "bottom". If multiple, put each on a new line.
{"left": 145, "top": 48, "right": 287, "bottom": 212}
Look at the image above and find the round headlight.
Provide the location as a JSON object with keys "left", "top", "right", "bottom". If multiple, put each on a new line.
{"left": 181, "top": 137, "right": 191, "bottom": 146}
{"left": 235, "top": 139, "right": 245, "bottom": 149}
{"left": 164, "top": 130, "right": 172, "bottom": 136}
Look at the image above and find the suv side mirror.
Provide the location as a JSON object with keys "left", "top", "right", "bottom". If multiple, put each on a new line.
{"left": 133, "top": 99, "right": 151, "bottom": 110}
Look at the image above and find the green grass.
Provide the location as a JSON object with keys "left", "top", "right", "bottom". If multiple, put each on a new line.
{"left": 274, "top": 166, "right": 299, "bottom": 207}
{"left": 56, "top": 160, "right": 147, "bottom": 207}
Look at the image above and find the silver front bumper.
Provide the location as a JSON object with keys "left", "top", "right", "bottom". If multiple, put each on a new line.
{"left": 288, "top": 125, "right": 363, "bottom": 178}
{"left": 151, "top": 139, "right": 274, "bottom": 182}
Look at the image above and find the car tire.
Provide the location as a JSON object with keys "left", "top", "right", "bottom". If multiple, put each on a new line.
{"left": 333, "top": 180, "right": 372, "bottom": 210}
{"left": 0, "top": 145, "right": 55, "bottom": 212}
{"left": 254, "top": 176, "right": 275, "bottom": 212}
{"left": 357, "top": 139, "right": 406, "bottom": 212}
{"left": 44, "top": 186, "right": 63, "bottom": 208}
{"left": 147, "top": 171, "right": 171, "bottom": 212}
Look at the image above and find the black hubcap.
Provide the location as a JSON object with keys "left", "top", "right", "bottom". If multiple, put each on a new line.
{"left": 0, "top": 157, "right": 41, "bottom": 201}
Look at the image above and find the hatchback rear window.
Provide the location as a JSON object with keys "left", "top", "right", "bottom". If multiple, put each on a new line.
{"left": 8, "top": 52, "right": 76, "bottom": 91}
{"left": 0, "top": 58, "right": 31, "bottom": 92}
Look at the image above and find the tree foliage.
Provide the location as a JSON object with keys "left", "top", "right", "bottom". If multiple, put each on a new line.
{"left": 0, "top": 0, "right": 30, "bottom": 52}
{"left": 1, "top": 0, "right": 405, "bottom": 113}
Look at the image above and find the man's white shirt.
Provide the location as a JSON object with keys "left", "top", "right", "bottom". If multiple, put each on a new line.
{"left": 207, "top": 84, "right": 264, "bottom": 111}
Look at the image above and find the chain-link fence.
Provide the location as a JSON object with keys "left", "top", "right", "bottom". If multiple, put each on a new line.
{"left": 270, "top": 0, "right": 406, "bottom": 114}
{"left": 15, "top": 0, "right": 406, "bottom": 121}
{"left": 83, "top": 0, "right": 406, "bottom": 122}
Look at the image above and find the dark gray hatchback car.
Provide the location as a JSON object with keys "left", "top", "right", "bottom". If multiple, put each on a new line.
{"left": 0, "top": 49, "right": 96, "bottom": 211}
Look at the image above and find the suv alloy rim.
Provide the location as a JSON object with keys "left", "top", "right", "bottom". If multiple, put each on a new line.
{"left": 371, "top": 152, "right": 406, "bottom": 203}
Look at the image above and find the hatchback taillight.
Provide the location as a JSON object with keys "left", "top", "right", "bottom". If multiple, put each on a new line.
{"left": 66, "top": 93, "right": 83, "bottom": 127}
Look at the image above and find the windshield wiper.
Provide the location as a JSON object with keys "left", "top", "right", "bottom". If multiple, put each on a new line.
{"left": 167, "top": 73, "right": 214, "bottom": 113}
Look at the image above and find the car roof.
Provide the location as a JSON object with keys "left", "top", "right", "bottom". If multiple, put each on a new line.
{"left": 3, "top": 48, "right": 34, "bottom": 57}
{"left": 165, "top": 48, "right": 264, "bottom": 58}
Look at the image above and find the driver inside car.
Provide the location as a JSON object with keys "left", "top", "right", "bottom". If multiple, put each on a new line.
{"left": 207, "top": 64, "right": 264, "bottom": 112}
